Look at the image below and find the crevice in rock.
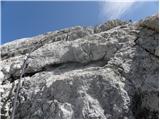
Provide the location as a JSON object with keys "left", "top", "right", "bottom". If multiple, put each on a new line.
{"left": 135, "top": 43, "right": 158, "bottom": 59}
{"left": 134, "top": 34, "right": 158, "bottom": 59}
{"left": 8, "top": 58, "right": 108, "bottom": 83}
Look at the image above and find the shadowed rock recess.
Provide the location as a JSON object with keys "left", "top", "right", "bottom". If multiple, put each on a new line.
{"left": 0, "top": 15, "right": 159, "bottom": 119}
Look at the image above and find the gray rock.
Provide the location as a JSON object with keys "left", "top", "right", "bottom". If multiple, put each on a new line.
{"left": 94, "top": 19, "right": 127, "bottom": 33}
{"left": 0, "top": 26, "right": 93, "bottom": 60}
{"left": 138, "top": 14, "right": 159, "bottom": 32}
{"left": 0, "top": 14, "right": 159, "bottom": 119}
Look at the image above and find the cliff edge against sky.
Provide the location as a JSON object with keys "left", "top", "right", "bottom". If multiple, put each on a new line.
{"left": 0, "top": 14, "right": 159, "bottom": 119}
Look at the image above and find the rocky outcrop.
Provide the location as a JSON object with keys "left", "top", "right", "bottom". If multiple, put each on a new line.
{"left": 0, "top": 15, "right": 159, "bottom": 119}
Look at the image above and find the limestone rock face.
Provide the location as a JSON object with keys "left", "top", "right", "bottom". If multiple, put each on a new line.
{"left": 0, "top": 14, "right": 159, "bottom": 119}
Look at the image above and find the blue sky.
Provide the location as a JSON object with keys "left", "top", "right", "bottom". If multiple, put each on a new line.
{"left": 1, "top": 1, "right": 159, "bottom": 44}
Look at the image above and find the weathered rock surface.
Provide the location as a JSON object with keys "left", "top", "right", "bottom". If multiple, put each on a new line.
{"left": 0, "top": 15, "right": 159, "bottom": 119}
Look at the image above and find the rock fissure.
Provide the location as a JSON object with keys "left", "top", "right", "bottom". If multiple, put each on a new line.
{"left": 136, "top": 43, "right": 159, "bottom": 59}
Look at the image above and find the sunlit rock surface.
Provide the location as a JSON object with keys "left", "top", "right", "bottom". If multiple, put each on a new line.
{"left": 0, "top": 15, "right": 159, "bottom": 119}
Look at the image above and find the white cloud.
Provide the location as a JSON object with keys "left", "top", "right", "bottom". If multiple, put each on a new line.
{"left": 100, "top": 0, "right": 136, "bottom": 20}
{"left": 100, "top": 0, "right": 158, "bottom": 20}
